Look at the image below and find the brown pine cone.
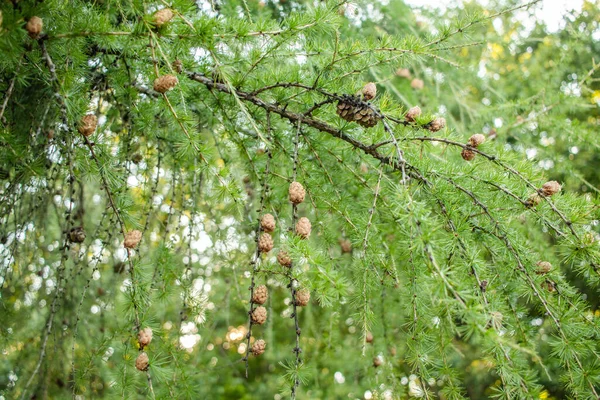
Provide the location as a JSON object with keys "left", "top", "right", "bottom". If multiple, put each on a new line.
{"left": 461, "top": 148, "right": 476, "bottom": 161}
{"left": 410, "top": 78, "right": 424, "bottom": 90}
{"left": 260, "top": 214, "right": 276, "bottom": 233}
{"left": 428, "top": 117, "right": 446, "bottom": 132}
{"left": 405, "top": 106, "right": 421, "bottom": 123}
{"left": 251, "top": 306, "right": 267, "bottom": 324}
{"left": 366, "top": 331, "right": 374, "bottom": 343}
{"left": 542, "top": 280, "right": 556, "bottom": 293}
{"left": 295, "top": 217, "right": 311, "bottom": 239}
{"left": 138, "top": 327, "right": 153, "bottom": 348}
{"left": 252, "top": 285, "right": 268, "bottom": 305}
{"left": 373, "top": 356, "right": 383, "bottom": 367}
{"left": 135, "top": 352, "right": 149, "bottom": 371}
{"left": 395, "top": 68, "right": 411, "bottom": 79}
{"left": 295, "top": 288, "right": 310, "bottom": 306}
{"left": 536, "top": 261, "right": 552, "bottom": 275}
{"left": 525, "top": 193, "right": 542, "bottom": 208}
{"left": 124, "top": 230, "right": 142, "bottom": 249}
{"left": 339, "top": 238, "right": 352, "bottom": 254}
{"left": 277, "top": 251, "right": 292, "bottom": 267}
{"left": 336, "top": 95, "right": 381, "bottom": 128}
{"left": 541, "top": 181, "right": 561, "bottom": 196}
{"left": 153, "top": 75, "right": 178, "bottom": 93}
{"left": 153, "top": 8, "right": 174, "bottom": 27}
{"left": 258, "top": 233, "right": 273, "bottom": 253}
{"left": 251, "top": 339, "right": 266, "bottom": 356}
{"left": 78, "top": 114, "right": 97, "bottom": 137}
{"left": 362, "top": 82, "right": 377, "bottom": 100}
{"left": 289, "top": 182, "right": 306, "bottom": 204}
{"left": 69, "top": 227, "right": 86, "bottom": 243}
{"left": 468, "top": 134, "right": 486, "bottom": 148}
{"left": 26, "top": 16, "right": 43, "bottom": 38}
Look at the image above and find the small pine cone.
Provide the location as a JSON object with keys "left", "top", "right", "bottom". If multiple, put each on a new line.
{"left": 428, "top": 117, "right": 446, "bottom": 132}
{"left": 153, "top": 8, "right": 174, "bottom": 27}
{"left": 366, "top": 331, "right": 374, "bottom": 344}
{"left": 153, "top": 75, "right": 178, "bottom": 93}
{"left": 260, "top": 214, "right": 276, "bottom": 233}
{"left": 373, "top": 356, "right": 383, "bottom": 367}
{"left": 251, "top": 339, "right": 266, "bottom": 356}
{"left": 26, "top": 16, "right": 43, "bottom": 38}
{"left": 135, "top": 352, "right": 149, "bottom": 371}
{"left": 68, "top": 227, "right": 86, "bottom": 243}
{"left": 362, "top": 82, "right": 377, "bottom": 100}
{"left": 251, "top": 306, "right": 267, "bottom": 325}
{"left": 295, "top": 288, "right": 310, "bottom": 307}
{"left": 410, "top": 78, "right": 424, "bottom": 90}
{"left": 339, "top": 238, "right": 352, "bottom": 254}
{"left": 541, "top": 181, "right": 561, "bottom": 196}
{"left": 542, "top": 280, "right": 556, "bottom": 293}
{"left": 252, "top": 285, "right": 268, "bottom": 305}
{"left": 395, "top": 68, "right": 411, "bottom": 79}
{"left": 173, "top": 59, "right": 183, "bottom": 74}
{"left": 295, "top": 217, "right": 311, "bottom": 239}
{"left": 124, "top": 230, "right": 142, "bottom": 249}
{"left": 258, "top": 233, "right": 273, "bottom": 253}
{"left": 536, "top": 261, "right": 552, "bottom": 275}
{"left": 405, "top": 106, "right": 421, "bottom": 123}
{"left": 138, "top": 327, "right": 153, "bottom": 348}
{"left": 461, "top": 148, "right": 476, "bottom": 161}
{"left": 78, "top": 114, "right": 97, "bottom": 137}
{"left": 468, "top": 134, "right": 486, "bottom": 148}
{"left": 277, "top": 251, "right": 292, "bottom": 267}
{"left": 525, "top": 193, "right": 542, "bottom": 208}
{"left": 289, "top": 181, "right": 306, "bottom": 204}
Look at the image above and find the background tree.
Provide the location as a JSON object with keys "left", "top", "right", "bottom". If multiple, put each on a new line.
{"left": 1, "top": 0, "right": 599, "bottom": 399}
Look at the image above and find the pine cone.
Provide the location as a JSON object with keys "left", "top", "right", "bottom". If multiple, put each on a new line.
{"left": 395, "top": 68, "right": 411, "bottom": 79}
{"left": 251, "top": 339, "right": 266, "bottom": 356}
{"left": 295, "top": 217, "right": 311, "bottom": 239}
{"left": 260, "top": 214, "right": 276, "bottom": 233}
{"left": 135, "top": 352, "right": 149, "bottom": 371}
{"left": 339, "top": 238, "right": 352, "bottom": 254}
{"left": 69, "top": 227, "right": 86, "bottom": 243}
{"left": 295, "top": 288, "right": 310, "bottom": 306}
{"left": 405, "top": 106, "right": 421, "bottom": 123}
{"left": 362, "top": 82, "right": 377, "bottom": 100}
{"left": 277, "top": 251, "right": 292, "bottom": 267}
{"left": 252, "top": 285, "right": 268, "bottom": 305}
{"left": 525, "top": 193, "right": 542, "bottom": 208}
{"left": 138, "top": 327, "right": 153, "bottom": 348}
{"left": 78, "top": 114, "right": 97, "bottom": 137}
{"left": 536, "top": 261, "right": 552, "bottom": 275}
{"left": 461, "top": 148, "right": 476, "bottom": 161}
{"left": 373, "top": 356, "right": 383, "bottom": 367}
{"left": 258, "top": 233, "right": 273, "bottom": 253}
{"left": 468, "top": 134, "right": 486, "bottom": 148}
{"left": 410, "top": 78, "right": 424, "bottom": 90}
{"left": 251, "top": 306, "right": 267, "bottom": 325}
{"left": 289, "top": 182, "right": 306, "bottom": 204}
{"left": 124, "top": 230, "right": 142, "bottom": 249}
{"left": 366, "top": 331, "right": 374, "bottom": 343}
{"left": 541, "top": 181, "right": 561, "bottom": 196}
{"left": 428, "top": 117, "right": 446, "bottom": 132}
{"left": 336, "top": 95, "right": 381, "bottom": 128}
{"left": 153, "top": 8, "right": 174, "bottom": 27}
{"left": 153, "top": 75, "right": 178, "bottom": 93}
{"left": 26, "top": 16, "right": 43, "bottom": 38}
{"left": 542, "top": 280, "right": 556, "bottom": 293}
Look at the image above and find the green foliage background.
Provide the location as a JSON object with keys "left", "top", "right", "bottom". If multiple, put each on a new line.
{"left": 1, "top": 0, "right": 599, "bottom": 399}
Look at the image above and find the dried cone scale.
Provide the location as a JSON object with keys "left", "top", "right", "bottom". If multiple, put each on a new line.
{"left": 135, "top": 352, "right": 149, "bottom": 371}
{"left": 153, "top": 8, "right": 174, "bottom": 27}
{"left": 138, "top": 327, "right": 153, "bottom": 348}
{"left": 295, "top": 217, "right": 311, "bottom": 239}
{"left": 258, "top": 233, "right": 273, "bottom": 253}
{"left": 251, "top": 339, "right": 266, "bottom": 356}
{"left": 252, "top": 285, "right": 268, "bottom": 305}
{"left": 288, "top": 182, "right": 306, "bottom": 204}
{"left": 295, "top": 288, "right": 310, "bottom": 306}
{"left": 251, "top": 306, "right": 267, "bottom": 325}
{"left": 277, "top": 251, "right": 292, "bottom": 267}
{"left": 154, "top": 75, "right": 178, "bottom": 93}
{"left": 78, "top": 114, "right": 98, "bottom": 137}
{"left": 260, "top": 214, "right": 276, "bottom": 233}
{"left": 124, "top": 230, "right": 142, "bottom": 249}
